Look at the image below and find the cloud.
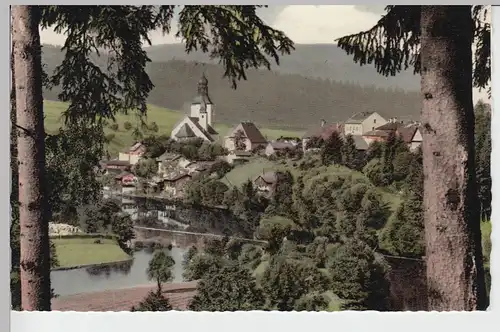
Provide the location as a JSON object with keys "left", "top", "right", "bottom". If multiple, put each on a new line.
{"left": 272, "top": 5, "right": 382, "bottom": 43}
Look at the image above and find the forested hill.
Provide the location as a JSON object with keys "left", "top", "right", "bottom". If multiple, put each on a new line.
{"left": 41, "top": 44, "right": 421, "bottom": 129}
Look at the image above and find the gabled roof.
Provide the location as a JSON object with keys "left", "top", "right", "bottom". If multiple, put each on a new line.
{"left": 255, "top": 171, "right": 278, "bottom": 184}
{"left": 302, "top": 123, "right": 343, "bottom": 140}
{"left": 129, "top": 142, "right": 145, "bottom": 152}
{"left": 397, "top": 125, "right": 420, "bottom": 143}
{"left": 187, "top": 116, "right": 218, "bottom": 141}
{"left": 229, "top": 122, "right": 267, "bottom": 144}
{"left": 345, "top": 112, "right": 376, "bottom": 124}
{"left": 175, "top": 123, "right": 197, "bottom": 139}
{"left": 351, "top": 135, "right": 369, "bottom": 150}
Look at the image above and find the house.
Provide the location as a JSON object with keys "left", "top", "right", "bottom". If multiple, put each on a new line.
{"left": 224, "top": 121, "right": 267, "bottom": 152}
{"left": 302, "top": 120, "right": 343, "bottom": 152}
{"left": 156, "top": 152, "right": 182, "bottom": 176}
{"left": 118, "top": 142, "right": 146, "bottom": 165}
{"left": 115, "top": 171, "right": 137, "bottom": 186}
{"left": 100, "top": 160, "right": 131, "bottom": 174}
{"left": 265, "top": 141, "right": 296, "bottom": 157}
{"left": 362, "top": 118, "right": 405, "bottom": 145}
{"left": 162, "top": 173, "right": 193, "bottom": 198}
{"left": 398, "top": 124, "right": 423, "bottom": 152}
{"left": 225, "top": 150, "right": 252, "bottom": 165}
{"left": 170, "top": 74, "right": 218, "bottom": 142}
{"left": 361, "top": 118, "right": 422, "bottom": 152}
{"left": 343, "top": 112, "right": 387, "bottom": 136}
{"left": 253, "top": 171, "right": 278, "bottom": 194}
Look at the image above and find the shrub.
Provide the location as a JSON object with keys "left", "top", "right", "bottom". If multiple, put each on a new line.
{"left": 124, "top": 121, "right": 133, "bottom": 131}
{"left": 109, "top": 123, "right": 119, "bottom": 131}
{"left": 105, "top": 133, "right": 115, "bottom": 143}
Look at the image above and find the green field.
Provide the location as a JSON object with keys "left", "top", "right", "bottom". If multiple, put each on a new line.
{"left": 53, "top": 237, "right": 131, "bottom": 269}
{"left": 43, "top": 100, "right": 304, "bottom": 156}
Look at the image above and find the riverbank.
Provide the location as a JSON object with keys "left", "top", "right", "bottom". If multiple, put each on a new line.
{"left": 53, "top": 237, "right": 131, "bottom": 269}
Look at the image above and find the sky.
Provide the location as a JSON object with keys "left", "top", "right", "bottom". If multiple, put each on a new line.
{"left": 39, "top": 5, "right": 490, "bottom": 102}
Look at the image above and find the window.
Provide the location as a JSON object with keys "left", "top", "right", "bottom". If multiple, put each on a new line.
{"left": 372, "top": 127, "right": 375, "bottom": 131}
{"left": 373, "top": 119, "right": 376, "bottom": 124}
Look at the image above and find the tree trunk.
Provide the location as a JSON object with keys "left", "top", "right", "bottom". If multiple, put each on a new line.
{"left": 420, "top": 5, "right": 487, "bottom": 310}
{"left": 12, "top": 5, "right": 51, "bottom": 311}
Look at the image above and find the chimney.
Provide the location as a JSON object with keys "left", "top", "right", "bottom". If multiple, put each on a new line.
{"left": 321, "top": 119, "right": 326, "bottom": 127}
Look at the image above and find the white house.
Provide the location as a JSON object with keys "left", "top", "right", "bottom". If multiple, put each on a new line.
{"left": 224, "top": 121, "right": 268, "bottom": 152}
{"left": 343, "top": 112, "right": 387, "bottom": 136}
{"left": 118, "top": 142, "right": 146, "bottom": 165}
{"left": 171, "top": 74, "right": 218, "bottom": 142}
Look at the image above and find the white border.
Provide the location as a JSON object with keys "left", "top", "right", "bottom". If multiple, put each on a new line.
{"left": 5, "top": 2, "right": 499, "bottom": 332}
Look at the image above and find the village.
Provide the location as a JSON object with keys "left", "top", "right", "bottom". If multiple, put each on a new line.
{"left": 99, "top": 74, "right": 424, "bottom": 201}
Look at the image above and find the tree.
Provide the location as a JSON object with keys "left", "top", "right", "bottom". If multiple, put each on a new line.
{"left": 12, "top": 6, "right": 51, "bottom": 311}
{"left": 124, "top": 121, "right": 133, "bottom": 131}
{"left": 133, "top": 158, "right": 157, "bottom": 179}
{"left": 320, "top": 131, "right": 343, "bottom": 165}
{"left": 148, "top": 121, "right": 159, "bottom": 133}
{"left": 261, "top": 256, "right": 328, "bottom": 311}
{"left": 109, "top": 123, "right": 119, "bottom": 131}
{"left": 13, "top": 4, "right": 294, "bottom": 309}
{"left": 189, "top": 263, "right": 264, "bottom": 311}
{"left": 328, "top": 239, "right": 390, "bottom": 311}
{"left": 131, "top": 289, "right": 173, "bottom": 312}
{"left": 342, "top": 134, "right": 360, "bottom": 170}
{"left": 380, "top": 191, "right": 424, "bottom": 258}
{"left": 233, "top": 129, "right": 247, "bottom": 150}
{"left": 337, "top": 5, "right": 489, "bottom": 310}
{"left": 146, "top": 250, "right": 175, "bottom": 292}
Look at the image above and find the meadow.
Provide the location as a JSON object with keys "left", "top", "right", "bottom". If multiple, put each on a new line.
{"left": 52, "top": 237, "right": 130, "bottom": 269}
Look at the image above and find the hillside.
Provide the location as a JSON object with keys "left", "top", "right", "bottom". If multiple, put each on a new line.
{"left": 41, "top": 44, "right": 421, "bottom": 130}
{"left": 144, "top": 43, "right": 420, "bottom": 91}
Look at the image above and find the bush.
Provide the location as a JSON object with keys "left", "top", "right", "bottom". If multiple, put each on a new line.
{"left": 363, "top": 158, "right": 385, "bottom": 186}
{"left": 105, "top": 133, "right": 115, "bottom": 143}
{"left": 149, "top": 122, "right": 159, "bottom": 133}
{"left": 124, "top": 121, "right": 133, "bottom": 131}
{"left": 109, "top": 123, "right": 119, "bottom": 131}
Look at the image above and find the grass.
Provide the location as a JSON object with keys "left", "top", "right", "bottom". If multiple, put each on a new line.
{"left": 43, "top": 100, "right": 304, "bottom": 156}
{"left": 222, "top": 157, "right": 279, "bottom": 187}
{"left": 53, "top": 237, "right": 131, "bottom": 269}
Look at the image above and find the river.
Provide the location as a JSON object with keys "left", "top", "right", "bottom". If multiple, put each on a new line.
{"left": 51, "top": 247, "right": 188, "bottom": 297}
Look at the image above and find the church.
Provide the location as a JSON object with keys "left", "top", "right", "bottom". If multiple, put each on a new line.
{"left": 170, "top": 74, "right": 218, "bottom": 142}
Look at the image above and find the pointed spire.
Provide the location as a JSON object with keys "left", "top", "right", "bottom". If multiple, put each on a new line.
{"left": 194, "top": 72, "right": 212, "bottom": 110}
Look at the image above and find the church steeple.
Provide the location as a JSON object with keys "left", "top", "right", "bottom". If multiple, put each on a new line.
{"left": 194, "top": 72, "right": 212, "bottom": 111}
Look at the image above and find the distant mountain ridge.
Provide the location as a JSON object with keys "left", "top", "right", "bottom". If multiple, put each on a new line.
{"left": 144, "top": 43, "right": 420, "bottom": 91}
{"left": 41, "top": 44, "right": 421, "bottom": 129}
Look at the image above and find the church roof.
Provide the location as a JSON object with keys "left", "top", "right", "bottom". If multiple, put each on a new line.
{"left": 187, "top": 117, "right": 218, "bottom": 140}
{"left": 175, "top": 123, "right": 197, "bottom": 139}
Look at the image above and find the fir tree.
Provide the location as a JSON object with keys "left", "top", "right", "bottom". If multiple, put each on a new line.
{"left": 342, "top": 134, "right": 360, "bottom": 170}
{"left": 320, "top": 131, "right": 344, "bottom": 165}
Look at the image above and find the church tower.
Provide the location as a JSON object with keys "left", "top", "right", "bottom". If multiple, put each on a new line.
{"left": 190, "top": 73, "right": 214, "bottom": 130}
